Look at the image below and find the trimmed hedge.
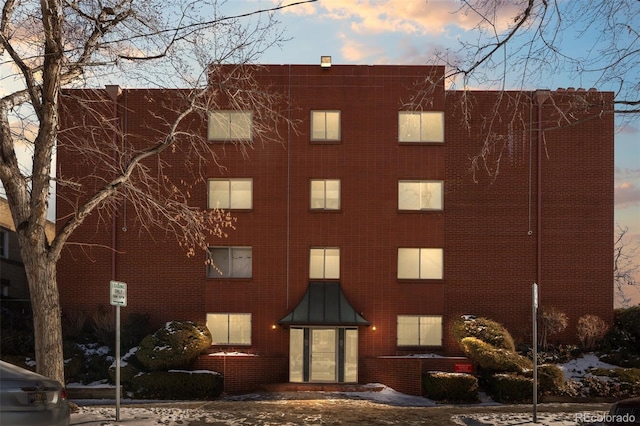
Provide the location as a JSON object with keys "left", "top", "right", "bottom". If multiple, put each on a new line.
{"left": 537, "top": 364, "right": 565, "bottom": 395}
{"left": 423, "top": 372, "right": 479, "bottom": 403}
{"left": 460, "top": 337, "right": 533, "bottom": 373}
{"left": 452, "top": 316, "right": 516, "bottom": 351}
{"left": 486, "top": 373, "right": 533, "bottom": 403}
{"left": 136, "top": 321, "right": 212, "bottom": 371}
{"left": 130, "top": 370, "right": 223, "bottom": 400}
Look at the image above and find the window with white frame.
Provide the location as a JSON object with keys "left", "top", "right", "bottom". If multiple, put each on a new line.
{"left": 397, "top": 315, "right": 442, "bottom": 346}
{"left": 398, "top": 111, "right": 444, "bottom": 143}
{"left": 208, "top": 111, "right": 252, "bottom": 141}
{"left": 309, "top": 247, "right": 340, "bottom": 279}
{"left": 208, "top": 179, "right": 252, "bottom": 209}
{"left": 310, "top": 179, "right": 340, "bottom": 210}
{"left": 311, "top": 110, "right": 341, "bottom": 141}
{"left": 207, "top": 247, "right": 252, "bottom": 278}
{"left": 0, "top": 230, "right": 7, "bottom": 258}
{"left": 398, "top": 180, "right": 443, "bottom": 211}
{"left": 206, "top": 313, "right": 252, "bottom": 345}
{"left": 397, "top": 248, "right": 443, "bottom": 279}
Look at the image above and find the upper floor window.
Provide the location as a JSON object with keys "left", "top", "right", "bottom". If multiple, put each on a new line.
{"left": 398, "top": 180, "right": 443, "bottom": 211}
{"left": 397, "top": 248, "right": 443, "bottom": 280}
{"left": 309, "top": 247, "right": 340, "bottom": 279}
{"left": 398, "top": 111, "right": 444, "bottom": 143}
{"left": 207, "top": 247, "right": 252, "bottom": 278}
{"left": 208, "top": 111, "right": 252, "bottom": 141}
{"left": 206, "top": 313, "right": 252, "bottom": 345}
{"left": 208, "top": 179, "right": 252, "bottom": 210}
{"left": 397, "top": 315, "right": 442, "bottom": 347}
{"left": 310, "top": 179, "right": 340, "bottom": 210}
{"left": 0, "top": 229, "right": 7, "bottom": 258}
{"left": 311, "top": 110, "right": 341, "bottom": 141}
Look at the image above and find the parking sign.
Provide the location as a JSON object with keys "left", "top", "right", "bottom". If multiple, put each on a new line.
{"left": 110, "top": 281, "right": 127, "bottom": 307}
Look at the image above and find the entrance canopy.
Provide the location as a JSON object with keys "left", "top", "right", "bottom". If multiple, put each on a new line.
{"left": 279, "top": 282, "right": 369, "bottom": 326}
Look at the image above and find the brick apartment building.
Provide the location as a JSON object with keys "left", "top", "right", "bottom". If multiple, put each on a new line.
{"left": 57, "top": 63, "right": 614, "bottom": 395}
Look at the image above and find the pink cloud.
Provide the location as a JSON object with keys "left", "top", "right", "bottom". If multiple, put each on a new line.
{"left": 615, "top": 181, "right": 640, "bottom": 208}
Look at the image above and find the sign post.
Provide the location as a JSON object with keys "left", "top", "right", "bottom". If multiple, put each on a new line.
{"left": 110, "top": 281, "right": 127, "bottom": 422}
{"left": 532, "top": 283, "right": 538, "bottom": 424}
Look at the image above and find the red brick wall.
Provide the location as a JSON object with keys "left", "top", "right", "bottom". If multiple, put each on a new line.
{"left": 193, "top": 355, "right": 288, "bottom": 394}
{"left": 57, "top": 66, "right": 614, "bottom": 394}
{"left": 444, "top": 90, "right": 614, "bottom": 349}
{"left": 360, "top": 356, "right": 472, "bottom": 395}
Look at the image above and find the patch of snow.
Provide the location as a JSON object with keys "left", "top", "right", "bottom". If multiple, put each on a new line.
{"left": 209, "top": 351, "right": 257, "bottom": 356}
{"left": 558, "top": 353, "right": 619, "bottom": 380}
{"left": 167, "top": 369, "right": 221, "bottom": 375}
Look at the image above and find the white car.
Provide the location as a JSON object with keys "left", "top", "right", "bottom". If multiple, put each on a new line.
{"left": 0, "top": 360, "right": 70, "bottom": 426}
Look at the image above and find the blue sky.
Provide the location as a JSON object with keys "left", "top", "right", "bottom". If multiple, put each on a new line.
{"left": 229, "top": 0, "right": 640, "bottom": 303}
{"left": 1, "top": 0, "right": 638, "bottom": 304}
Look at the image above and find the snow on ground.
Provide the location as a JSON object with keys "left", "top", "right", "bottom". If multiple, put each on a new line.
{"left": 558, "top": 353, "right": 618, "bottom": 380}
{"left": 69, "top": 354, "right": 621, "bottom": 425}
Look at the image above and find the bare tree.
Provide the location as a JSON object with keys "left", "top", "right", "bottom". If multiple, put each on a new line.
{"left": 0, "top": 0, "right": 314, "bottom": 384}
{"left": 406, "top": 0, "right": 639, "bottom": 178}
{"left": 614, "top": 225, "right": 640, "bottom": 307}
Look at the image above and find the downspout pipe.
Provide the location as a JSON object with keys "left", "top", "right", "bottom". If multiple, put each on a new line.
{"left": 534, "top": 90, "right": 550, "bottom": 298}
{"left": 106, "top": 85, "right": 122, "bottom": 281}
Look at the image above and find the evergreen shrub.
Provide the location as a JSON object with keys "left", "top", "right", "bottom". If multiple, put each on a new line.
{"left": 422, "top": 372, "right": 479, "bottom": 403}
{"left": 130, "top": 370, "right": 223, "bottom": 400}
{"left": 486, "top": 373, "right": 532, "bottom": 403}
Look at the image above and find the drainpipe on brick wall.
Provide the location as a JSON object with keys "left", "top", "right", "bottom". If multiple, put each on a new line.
{"left": 534, "top": 90, "right": 550, "bottom": 299}
{"left": 106, "top": 85, "right": 122, "bottom": 280}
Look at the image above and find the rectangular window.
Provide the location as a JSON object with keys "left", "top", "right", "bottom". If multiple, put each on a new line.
{"left": 398, "top": 111, "right": 444, "bottom": 143}
{"left": 397, "top": 315, "right": 442, "bottom": 346}
{"left": 207, "top": 247, "right": 252, "bottom": 278}
{"left": 206, "top": 313, "right": 252, "bottom": 345}
{"left": 208, "top": 179, "right": 252, "bottom": 209}
{"left": 0, "top": 230, "right": 7, "bottom": 258}
{"left": 309, "top": 247, "right": 340, "bottom": 279}
{"left": 208, "top": 111, "right": 252, "bottom": 141}
{"left": 311, "top": 111, "right": 341, "bottom": 141}
{"left": 398, "top": 180, "right": 443, "bottom": 210}
{"left": 310, "top": 179, "right": 340, "bottom": 210}
{"left": 397, "top": 248, "right": 443, "bottom": 279}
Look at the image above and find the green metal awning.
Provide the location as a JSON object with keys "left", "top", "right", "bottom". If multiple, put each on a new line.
{"left": 278, "top": 282, "right": 369, "bottom": 326}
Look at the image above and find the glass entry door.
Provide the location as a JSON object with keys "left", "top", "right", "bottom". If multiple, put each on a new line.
{"left": 310, "top": 329, "right": 336, "bottom": 381}
{"left": 289, "top": 327, "right": 358, "bottom": 383}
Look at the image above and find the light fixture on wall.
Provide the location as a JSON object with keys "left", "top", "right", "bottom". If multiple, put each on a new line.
{"left": 271, "top": 324, "right": 277, "bottom": 330}
{"left": 321, "top": 56, "right": 332, "bottom": 68}
{"left": 372, "top": 325, "right": 377, "bottom": 331}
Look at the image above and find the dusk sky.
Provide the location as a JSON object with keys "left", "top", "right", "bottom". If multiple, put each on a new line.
{"left": 1, "top": 0, "right": 638, "bottom": 304}
{"left": 233, "top": 0, "right": 640, "bottom": 305}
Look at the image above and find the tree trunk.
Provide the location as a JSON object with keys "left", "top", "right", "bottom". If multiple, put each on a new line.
{"left": 22, "top": 252, "right": 65, "bottom": 385}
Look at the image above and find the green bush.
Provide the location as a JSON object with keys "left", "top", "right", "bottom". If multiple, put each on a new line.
{"left": 521, "top": 364, "right": 565, "bottom": 396}
{"left": 136, "top": 321, "right": 212, "bottom": 371}
{"left": 486, "top": 373, "right": 533, "bottom": 403}
{"left": 121, "top": 313, "right": 152, "bottom": 352}
{"left": 423, "top": 372, "right": 479, "bottom": 403}
{"left": 451, "top": 316, "right": 516, "bottom": 351}
{"left": 590, "top": 367, "right": 640, "bottom": 384}
{"left": 63, "top": 342, "right": 114, "bottom": 384}
{"left": 537, "top": 364, "right": 565, "bottom": 395}
{"left": 460, "top": 337, "right": 532, "bottom": 373}
{"left": 130, "top": 370, "right": 223, "bottom": 400}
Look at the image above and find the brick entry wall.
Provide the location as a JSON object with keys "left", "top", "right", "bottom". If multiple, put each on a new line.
{"left": 360, "top": 356, "right": 472, "bottom": 396}
{"left": 193, "top": 355, "right": 288, "bottom": 394}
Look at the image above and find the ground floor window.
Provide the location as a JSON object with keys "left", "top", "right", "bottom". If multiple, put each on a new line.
{"left": 397, "top": 315, "right": 442, "bottom": 347}
{"left": 206, "top": 313, "right": 252, "bottom": 345}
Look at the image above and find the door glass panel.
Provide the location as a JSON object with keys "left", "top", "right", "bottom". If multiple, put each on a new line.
{"left": 344, "top": 329, "right": 358, "bottom": 382}
{"left": 289, "top": 328, "right": 304, "bottom": 382}
{"left": 310, "top": 329, "right": 336, "bottom": 381}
